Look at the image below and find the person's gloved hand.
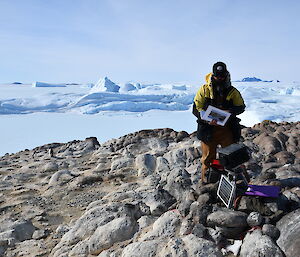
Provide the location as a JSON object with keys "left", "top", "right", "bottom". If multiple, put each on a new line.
{"left": 209, "top": 119, "right": 219, "bottom": 126}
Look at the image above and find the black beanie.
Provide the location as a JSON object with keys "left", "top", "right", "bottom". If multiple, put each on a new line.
{"left": 213, "top": 62, "right": 227, "bottom": 77}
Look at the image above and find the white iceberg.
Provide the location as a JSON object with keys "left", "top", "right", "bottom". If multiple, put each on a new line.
{"left": 90, "top": 77, "right": 120, "bottom": 93}
{"left": 32, "top": 82, "right": 66, "bottom": 87}
{"left": 119, "top": 83, "right": 137, "bottom": 93}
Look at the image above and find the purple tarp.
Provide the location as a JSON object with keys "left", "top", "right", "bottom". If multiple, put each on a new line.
{"left": 244, "top": 184, "right": 280, "bottom": 198}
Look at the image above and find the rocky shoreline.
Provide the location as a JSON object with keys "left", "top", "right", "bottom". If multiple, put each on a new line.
{"left": 0, "top": 121, "right": 299, "bottom": 256}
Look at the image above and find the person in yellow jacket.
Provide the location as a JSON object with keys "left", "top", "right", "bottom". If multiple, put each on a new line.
{"left": 192, "top": 62, "right": 245, "bottom": 183}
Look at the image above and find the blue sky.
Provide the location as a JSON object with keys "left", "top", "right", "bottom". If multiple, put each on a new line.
{"left": 0, "top": 0, "right": 299, "bottom": 84}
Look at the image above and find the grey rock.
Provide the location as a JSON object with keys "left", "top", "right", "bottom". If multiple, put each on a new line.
{"left": 262, "top": 224, "right": 280, "bottom": 240}
{"left": 69, "top": 240, "right": 89, "bottom": 256}
{"left": 179, "top": 218, "right": 193, "bottom": 235}
{"left": 282, "top": 190, "right": 300, "bottom": 210}
{"left": 265, "top": 195, "right": 289, "bottom": 215}
{"left": 155, "top": 156, "right": 170, "bottom": 174}
{"left": 56, "top": 224, "right": 70, "bottom": 234}
{"left": 207, "top": 210, "right": 248, "bottom": 228}
{"left": 176, "top": 130, "right": 189, "bottom": 142}
{"left": 32, "top": 229, "right": 49, "bottom": 239}
{"left": 53, "top": 203, "right": 140, "bottom": 250}
{"left": 160, "top": 238, "right": 188, "bottom": 257}
{"left": 140, "top": 210, "right": 181, "bottom": 241}
{"left": 141, "top": 174, "right": 161, "bottom": 188}
{"left": 0, "top": 230, "right": 15, "bottom": 247}
{"left": 101, "top": 190, "right": 141, "bottom": 205}
{"left": 185, "top": 146, "right": 201, "bottom": 165}
{"left": 253, "top": 135, "right": 282, "bottom": 154}
{"left": 0, "top": 245, "right": 6, "bottom": 256}
{"left": 207, "top": 227, "right": 225, "bottom": 245}
{"left": 197, "top": 193, "right": 210, "bottom": 208}
{"left": 145, "top": 137, "right": 169, "bottom": 152}
{"left": 138, "top": 202, "right": 151, "bottom": 216}
{"left": 0, "top": 220, "right": 36, "bottom": 255}
{"left": 111, "top": 157, "right": 134, "bottom": 171}
{"left": 191, "top": 223, "right": 207, "bottom": 238}
{"left": 84, "top": 136, "right": 100, "bottom": 149}
{"left": 11, "top": 220, "right": 36, "bottom": 242}
{"left": 42, "top": 162, "right": 59, "bottom": 173}
{"left": 6, "top": 239, "right": 48, "bottom": 257}
{"left": 273, "top": 131, "right": 289, "bottom": 148}
{"left": 216, "top": 226, "right": 246, "bottom": 239}
{"left": 144, "top": 188, "right": 176, "bottom": 216}
{"left": 136, "top": 154, "right": 156, "bottom": 177}
{"left": 73, "top": 173, "right": 103, "bottom": 188}
{"left": 164, "top": 147, "right": 188, "bottom": 167}
{"left": 54, "top": 225, "right": 70, "bottom": 239}
{"left": 274, "top": 151, "right": 295, "bottom": 164}
{"left": 164, "top": 167, "right": 192, "bottom": 202}
{"left": 247, "top": 212, "right": 263, "bottom": 227}
{"left": 189, "top": 202, "right": 211, "bottom": 225}
{"left": 240, "top": 229, "right": 284, "bottom": 257}
{"left": 98, "top": 249, "right": 120, "bottom": 257}
{"left": 237, "top": 196, "right": 277, "bottom": 216}
{"left": 88, "top": 216, "right": 138, "bottom": 255}
{"left": 137, "top": 216, "right": 156, "bottom": 231}
{"left": 182, "top": 234, "right": 223, "bottom": 256}
{"left": 277, "top": 208, "right": 300, "bottom": 257}
{"left": 121, "top": 240, "right": 161, "bottom": 257}
{"left": 177, "top": 197, "right": 194, "bottom": 217}
{"left": 48, "top": 170, "right": 75, "bottom": 185}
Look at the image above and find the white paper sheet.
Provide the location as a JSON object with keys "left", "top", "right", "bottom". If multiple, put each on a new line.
{"left": 201, "top": 105, "right": 231, "bottom": 126}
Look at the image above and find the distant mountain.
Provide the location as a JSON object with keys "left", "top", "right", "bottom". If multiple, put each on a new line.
{"left": 236, "top": 77, "right": 276, "bottom": 82}
{"left": 242, "top": 77, "right": 262, "bottom": 82}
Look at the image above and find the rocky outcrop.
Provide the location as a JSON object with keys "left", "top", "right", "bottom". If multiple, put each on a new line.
{"left": 0, "top": 122, "right": 299, "bottom": 256}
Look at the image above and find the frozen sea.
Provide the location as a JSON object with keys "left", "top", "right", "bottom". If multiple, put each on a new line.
{"left": 0, "top": 78, "right": 299, "bottom": 156}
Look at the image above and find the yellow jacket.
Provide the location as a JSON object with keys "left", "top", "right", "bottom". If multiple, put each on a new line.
{"left": 194, "top": 73, "right": 245, "bottom": 114}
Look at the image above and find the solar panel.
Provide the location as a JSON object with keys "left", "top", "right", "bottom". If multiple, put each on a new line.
{"left": 217, "top": 175, "right": 236, "bottom": 208}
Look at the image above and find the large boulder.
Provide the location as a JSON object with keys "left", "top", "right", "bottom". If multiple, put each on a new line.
{"left": 88, "top": 216, "right": 138, "bottom": 255}
{"left": 181, "top": 234, "right": 223, "bottom": 257}
{"left": 240, "top": 229, "right": 284, "bottom": 257}
{"left": 51, "top": 203, "right": 141, "bottom": 255}
{"left": 121, "top": 240, "right": 161, "bottom": 257}
{"left": 253, "top": 135, "right": 282, "bottom": 154}
{"left": 276, "top": 208, "right": 300, "bottom": 257}
{"left": 143, "top": 188, "right": 176, "bottom": 216}
{"left": 135, "top": 154, "right": 156, "bottom": 177}
{"left": 48, "top": 170, "right": 75, "bottom": 186}
{"left": 207, "top": 209, "right": 248, "bottom": 228}
{"left": 140, "top": 210, "right": 182, "bottom": 241}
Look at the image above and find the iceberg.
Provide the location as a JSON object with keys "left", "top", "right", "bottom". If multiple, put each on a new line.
{"left": 32, "top": 82, "right": 66, "bottom": 87}
{"left": 90, "top": 77, "right": 120, "bottom": 93}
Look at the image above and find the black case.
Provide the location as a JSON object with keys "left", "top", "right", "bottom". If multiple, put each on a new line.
{"left": 207, "top": 167, "right": 222, "bottom": 183}
{"left": 218, "top": 143, "right": 250, "bottom": 169}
